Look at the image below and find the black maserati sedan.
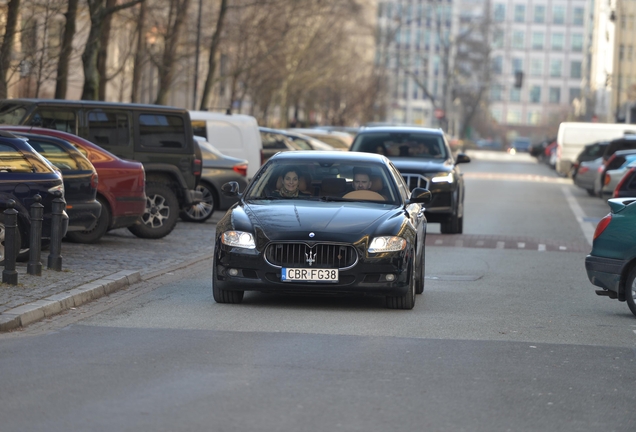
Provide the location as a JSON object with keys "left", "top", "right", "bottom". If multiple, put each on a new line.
{"left": 214, "top": 151, "right": 431, "bottom": 309}
{"left": 350, "top": 127, "right": 470, "bottom": 234}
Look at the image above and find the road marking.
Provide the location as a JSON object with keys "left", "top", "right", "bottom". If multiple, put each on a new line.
{"left": 496, "top": 241, "right": 505, "bottom": 249}
{"left": 455, "top": 240, "right": 464, "bottom": 247}
{"left": 517, "top": 242, "right": 526, "bottom": 249}
{"left": 538, "top": 244, "right": 546, "bottom": 251}
{"left": 435, "top": 239, "right": 443, "bottom": 245}
{"left": 562, "top": 186, "right": 596, "bottom": 246}
{"left": 476, "top": 240, "right": 484, "bottom": 246}
{"left": 559, "top": 246, "right": 567, "bottom": 251}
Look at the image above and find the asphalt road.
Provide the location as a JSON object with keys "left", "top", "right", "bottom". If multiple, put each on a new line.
{"left": 1, "top": 151, "right": 634, "bottom": 432}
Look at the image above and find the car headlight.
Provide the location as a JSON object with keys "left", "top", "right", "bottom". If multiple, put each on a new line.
{"left": 368, "top": 236, "right": 406, "bottom": 253}
{"left": 431, "top": 173, "right": 454, "bottom": 183}
{"left": 222, "top": 231, "right": 256, "bottom": 249}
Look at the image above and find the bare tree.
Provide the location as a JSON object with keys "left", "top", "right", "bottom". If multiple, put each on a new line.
{"left": 0, "top": 0, "right": 21, "bottom": 99}
{"left": 199, "top": 0, "right": 228, "bottom": 110}
{"left": 81, "top": 0, "right": 143, "bottom": 101}
{"left": 54, "top": 0, "right": 79, "bottom": 99}
{"left": 129, "top": 0, "right": 147, "bottom": 102}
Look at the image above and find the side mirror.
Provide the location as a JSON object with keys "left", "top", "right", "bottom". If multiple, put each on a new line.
{"left": 406, "top": 187, "right": 431, "bottom": 204}
{"left": 455, "top": 153, "right": 471, "bottom": 164}
{"left": 221, "top": 181, "right": 240, "bottom": 197}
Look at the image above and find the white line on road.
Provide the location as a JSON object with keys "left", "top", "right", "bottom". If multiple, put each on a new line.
{"left": 559, "top": 246, "right": 567, "bottom": 251}
{"left": 562, "top": 186, "right": 595, "bottom": 246}
{"left": 538, "top": 244, "right": 546, "bottom": 251}
{"left": 435, "top": 239, "right": 443, "bottom": 245}
{"left": 517, "top": 242, "right": 526, "bottom": 249}
{"left": 496, "top": 241, "right": 505, "bottom": 249}
{"left": 455, "top": 240, "right": 464, "bottom": 247}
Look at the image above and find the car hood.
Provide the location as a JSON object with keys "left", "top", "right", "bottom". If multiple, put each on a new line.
{"left": 389, "top": 157, "right": 453, "bottom": 173}
{"left": 235, "top": 201, "right": 402, "bottom": 242}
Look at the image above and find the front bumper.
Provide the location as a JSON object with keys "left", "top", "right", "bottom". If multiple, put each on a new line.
{"left": 585, "top": 254, "right": 629, "bottom": 294}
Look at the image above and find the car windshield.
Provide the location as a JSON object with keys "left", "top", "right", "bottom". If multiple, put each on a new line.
{"left": 244, "top": 158, "right": 401, "bottom": 205}
{"left": 351, "top": 132, "right": 448, "bottom": 159}
{"left": 0, "top": 103, "right": 29, "bottom": 125}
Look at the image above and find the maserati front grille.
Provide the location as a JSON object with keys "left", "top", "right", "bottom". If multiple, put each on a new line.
{"left": 265, "top": 243, "right": 358, "bottom": 269}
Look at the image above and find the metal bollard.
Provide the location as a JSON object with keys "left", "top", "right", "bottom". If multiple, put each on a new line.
{"left": 28, "top": 194, "right": 43, "bottom": 276}
{"left": 47, "top": 192, "right": 64, "bottom": 271}
{"left": 2, "top": 200, "right": 19, "bottom": 285}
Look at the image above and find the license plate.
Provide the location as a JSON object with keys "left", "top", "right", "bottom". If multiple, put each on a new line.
{"left": 281, "top": 268, "right": 339, "bottom": 282}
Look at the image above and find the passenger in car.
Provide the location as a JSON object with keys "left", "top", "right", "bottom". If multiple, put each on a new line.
{"left": 271, "top": 166, "right": 311, "bottom": 198}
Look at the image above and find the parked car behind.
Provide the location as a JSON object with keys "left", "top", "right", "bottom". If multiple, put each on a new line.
{"left": 585, "top": 198, "right": 636, "bottom": 316}
{"left": 0, "top": 131, "right": 68, "bottom": 264}
{"left": 181, "top": 136, "right": 248, "bottom": 223}
{"left": 573, "top": 157, "right": 604, "bottom": 196}
{"left": 613, "top": 166, "right": 636, "bottom": 198}
{"left": 259, "top": 127, "right": 300, "bottom": 164}
{"left": 279, "top": 129, "right": 336, "bottom": 151}
{"left": 572, "top": 141, "right": 609, "bottom": 177}
{"left": 11, "top": 132, "right": 101, "bottom": 234}
{"left": 597, "top": 150, "right": 636, "bottom": 198}
{"left": 0, "top": 126, "right": 146, "bottom": 243}
{"left": 509, "top": 137, "right": 531, "bottom": 153}
{"left": 349, "top": 126, "right": 470, "bottom": 234}
{"left": 288, "top": 128, "right": 353, "bottom": 150}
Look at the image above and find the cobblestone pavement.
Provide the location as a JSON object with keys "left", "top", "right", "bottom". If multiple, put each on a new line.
{"left": 0, "top": 214, "right": 219, "bottom": 316}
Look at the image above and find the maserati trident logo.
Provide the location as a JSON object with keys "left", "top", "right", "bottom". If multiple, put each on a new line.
{"left": 305, "top": 250, "right": 316, "bottom": 266}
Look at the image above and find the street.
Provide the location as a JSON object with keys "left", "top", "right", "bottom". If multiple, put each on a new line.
{"left": 1, "top": 151, "right": 635, "bottom": 432}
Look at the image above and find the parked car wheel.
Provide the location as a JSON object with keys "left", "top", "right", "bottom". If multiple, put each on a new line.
{"left": 626, "top": 267, "right": 636, "bottom": 317}
{"left": 128, "top": 183, "right": 179, "bottom": 239}
{"left": 180, "top": 183, "right": 216, "bottom": 223}
{"left": 385, "top": 258, "right": 416, "bottom": 310}
{"left": 212, "top": 262, "right": 244, "bottom": 304}
{"left": 0, "top": 216, "right": 21, "bottom": 266}
{"left": 66, "top": 196, "right": 110, "bottom": 244}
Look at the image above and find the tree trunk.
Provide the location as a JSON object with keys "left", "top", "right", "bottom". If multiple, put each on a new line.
{"left": 0, "top": 0, "right": 21, "bottom": 99}
{"left": 54, "top": 0, "right": 78, "bottom": 99}
{"left": 130, "top": 0, "right": 147, "bottom": 102}
{"left": 97, "top": 0, "right": 117, "bottom": 100}
{"left": 199, "top": 0, "right": 228, "bottom": 110}
{"left": 154, "top": 0, "right": 191, "bottom": 105}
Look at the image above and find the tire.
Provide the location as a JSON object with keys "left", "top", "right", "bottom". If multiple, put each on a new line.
{"left": 415, "top": 251, "right": 425, "bottom": 294}
{"left": 0, "top": 217, "right": 22, "bottom": 266}
{"left": 457, "top": 215, "right": 464, "bottom": 234}
{"left": 441, "top": 212, "right": 460, "bottom": 234}
{"left": 212, "top": 260, "right": 244, "bottom": 304}
{"left": 386, "top": 258, "right": 416, "bottom": 310}
{"left": 65, "top": 196, "right": 110, "bottom": 244}
{"left": 626, "top": 267, "right": 636, "bottom": 317}
{"left": 180, "top": 183, "right": 216, "bottom": 223}
{"left": 128, "top": 183, "right": 179, "bottom": 239}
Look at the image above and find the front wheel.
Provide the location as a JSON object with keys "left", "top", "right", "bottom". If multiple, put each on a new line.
{"left": 212, "top": 261, "right": 244, "bottom": 304}
{"left": 386, "top": 259, "right": 416, "bottom": 310}
{"left": 128, "top": 183, "right": 179, "bottom": 239}
{"left": 625, "top": 267, "right": 636, "bottom": 317}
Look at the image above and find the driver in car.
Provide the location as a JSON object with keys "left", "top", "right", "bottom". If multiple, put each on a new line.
{"left": 352, "top": 167, "right": 372, "bottom": 191}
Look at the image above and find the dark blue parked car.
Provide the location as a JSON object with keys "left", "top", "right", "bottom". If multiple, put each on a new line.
{"left": 11, "top": 132, "right": 101, "bottom": 234}
{"left": 0, "top": 131, "right": 68, "bottom": 264}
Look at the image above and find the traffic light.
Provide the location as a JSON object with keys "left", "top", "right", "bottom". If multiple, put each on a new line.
{"left": 514, "top": 71, "right": 524, "bottom": 88}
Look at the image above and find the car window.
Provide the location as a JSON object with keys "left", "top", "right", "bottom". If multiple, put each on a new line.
{"left": 289, "top": 137, "right": 312, "bottom": 150}
{"left": 24, "top": 138, "right": 93, "bottom": 171}
{"left": 28, "top": 108, "right": 76, "bottom": 133}
{"left": 87, "top": 110, "right": 131, "bottom": 147}
{"left": 351, "top": 132, "right": 448, "bottom": 159}
{"left": 138, "top": 114, "right": 186, "bottom": 149}
{"left": 261, "top": 132, "right": 289, "bottom": 150}
{"left": 191, "top": 120, "right": 207, "bottom": 139}
{"left": 0, "top": 103, "right": 28, "bottom": 125}
{"left": 0, "top": 142, "right": 53, "bottom": 173}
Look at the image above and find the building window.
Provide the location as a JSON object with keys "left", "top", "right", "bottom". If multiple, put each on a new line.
{"left": 493, "top": 29, "right": 504, "bottom": 49}
{"left": 510, "top": 87, "right": 521, "bottom": 102}
{"left": 530, "top": 58, "right": 544, "bottom": 76}
{"left": 569, "top": 88, "right": 581, "bottom": 103}
{"left": 492, "top": 56, "right": 503, "bottom": 74}
{"left": 530, "top": 85, "right": 541, "bottom": 103}
{"left": 534, "top": 5, "right": 545, "bottom": 23}
{"left": 572, "top": 7, "right": 584, "bottom": 26}
{"left": 491, "top": 108, "right": 503, "bottom": 123}
{"left": 514, "top": 4, "right": 526, "bottom": 23}
{"left": 532, "top": 32, "right": 544, "bottom": 50}
{"left": 552, "top": 5, "right": 565, "bottom": 25}
{"left": 512, "top": 57, "right": 523, "bottom": 73}
{"left": 512, "top": 31, "right": 525, "bottom": 49}
{"left": 528, "top": 111, "right": 541, "bottom": 125}
{"left": 549, "top": 87, "right": 561, "bottom": 104}
{"left": 551, "top": 33, "right": 564, "bottom": 51}
{"left": 570, "top": 61, "right": 582, "bottom": 79}
{"left": 571, "top": 34, "right": 583, "bottom": 52}
{"left": 506, "top": 109, "right": 522, "bottom": 124}
{"left": 490, "top": 84, "right": 504, "bottom": 101}
{"left": 550, "top": 59, "right": 562, "bottom": 77}
{"left": 494, "top": 4, "right": 506, "bottom": 22}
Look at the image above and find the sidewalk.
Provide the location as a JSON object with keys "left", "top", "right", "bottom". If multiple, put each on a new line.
{"left": 0, "top": 214, "right": 219, "bottom": 331}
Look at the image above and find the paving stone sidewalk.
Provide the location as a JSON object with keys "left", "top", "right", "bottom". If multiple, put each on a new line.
{"left": 0, "top": 215, "right": 218, "bottom": 330}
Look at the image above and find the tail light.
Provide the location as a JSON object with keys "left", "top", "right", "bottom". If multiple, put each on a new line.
{"left": 597, "top": 165, "right": 604, "bottom": 173}
{"left": 90, "top": 172, "right": 98, "bottom": 189}
{"left": 604, "top": 173, "right": 611, "bottom": 186}
{"left": 233, "top": 163, "right": 248, "bottom": 177}
{"left": 614, "top": 167, "right": 636, "bottom": 197}
{"left": 578, "top": 166, "right": 589, "bottom": 175}
{"left": 593, "top": 214, "right": 612, "bottom": 240}
{"left": 48, "top": 184, "right": 64, "bottom": 196}
{"left": 193, "top": 158, "right": 202, "bottom": 177}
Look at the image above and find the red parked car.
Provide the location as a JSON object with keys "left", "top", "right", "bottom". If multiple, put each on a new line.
{"left": 0, "top": 126, "right": 146, "bottom": 243}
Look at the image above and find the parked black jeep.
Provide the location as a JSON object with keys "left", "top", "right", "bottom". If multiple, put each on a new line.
{"left": 0, "top": 99, "right": 202, "bottom": 239}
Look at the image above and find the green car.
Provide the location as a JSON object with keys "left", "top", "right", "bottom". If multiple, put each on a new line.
{"left": 586, "top": 198, "right": 636, "bottom": 316}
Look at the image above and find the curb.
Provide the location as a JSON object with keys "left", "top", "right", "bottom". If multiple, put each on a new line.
{"left": 0, "top": 252, "right": 212, "bottom": 332}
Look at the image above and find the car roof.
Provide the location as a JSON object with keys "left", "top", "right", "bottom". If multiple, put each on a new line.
{"left": 3, "top": 98, "right": 187, "bottom": 113}
{"left": 271, "top": 150, "right": 387, "bottom": 163}
{"left": 355, "top": 126, "right": 444, "bottom": 135}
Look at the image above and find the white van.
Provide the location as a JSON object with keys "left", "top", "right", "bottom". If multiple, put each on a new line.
{"left": 189, "top": 111, "right": 262, "bottom": 182}
{"left": 556, "top": 122, "right": 636, "bottom": 176}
